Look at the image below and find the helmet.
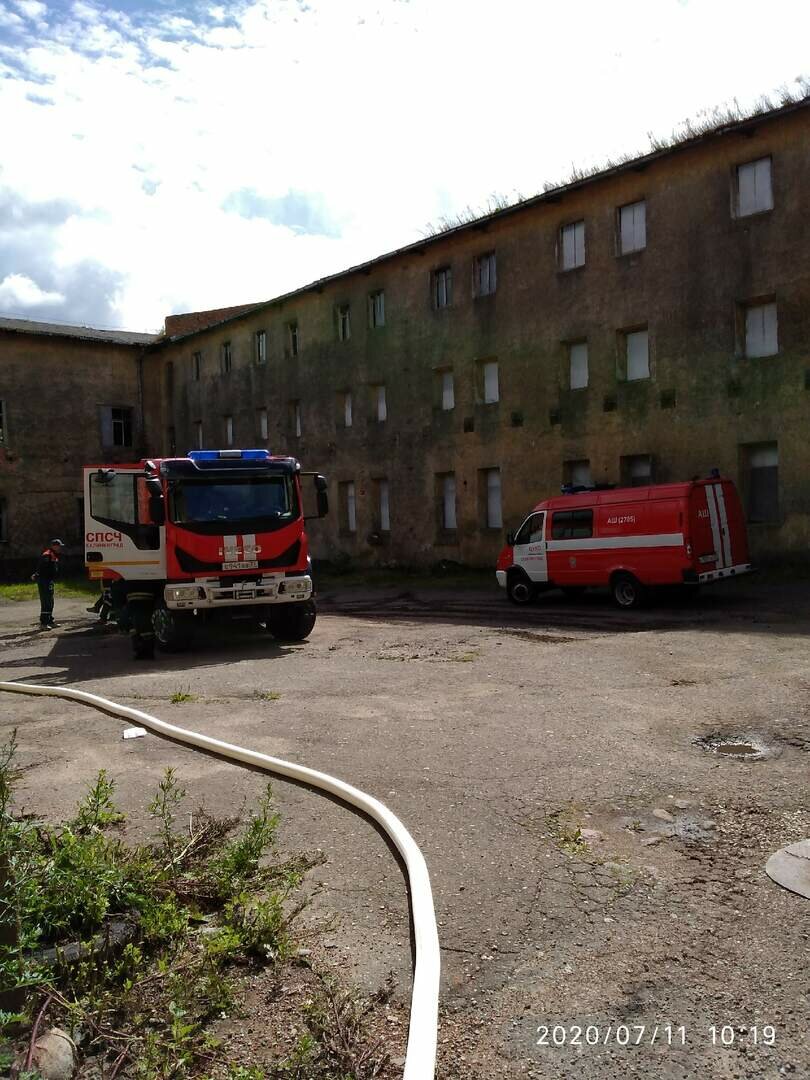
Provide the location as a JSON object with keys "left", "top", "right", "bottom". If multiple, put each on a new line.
{"left": 50, "top": 539, "right": 65, "bottom": 547}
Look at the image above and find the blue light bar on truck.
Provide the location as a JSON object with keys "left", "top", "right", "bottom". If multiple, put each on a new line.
{"left": 187, "top": 450, "right": 271, "bottom": 461}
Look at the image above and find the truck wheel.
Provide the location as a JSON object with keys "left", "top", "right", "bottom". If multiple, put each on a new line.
{"left": 152, "top": 607, "right": 195, "bottom": 652}
{"left": 611, "top": 573, "right": 645, "bottom": 610}
{"left": 265, "top": 601, "right": 317, "bottom": 641}
{"left": 506, "top": 571, "right": 535, "bottom": 606}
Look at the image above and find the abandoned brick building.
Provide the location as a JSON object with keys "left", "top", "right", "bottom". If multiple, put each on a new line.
{"left": 1, "top": 96, "right": 809, "bottom": 575}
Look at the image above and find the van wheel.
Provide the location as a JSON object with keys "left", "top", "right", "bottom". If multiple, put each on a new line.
{"left": 611, "top": 573, "right": 645, "bottom": 610}
{"left": 507, "top": 571, "right": 535, "bottom": 606}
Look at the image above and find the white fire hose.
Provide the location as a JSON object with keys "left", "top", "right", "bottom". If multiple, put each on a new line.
{"left": 0, "top": 680, "right": 440, "bottom": 1079}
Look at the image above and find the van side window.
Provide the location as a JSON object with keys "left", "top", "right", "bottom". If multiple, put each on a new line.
{"left": 515, "top": 512, "right": 545, "bottom": 545}
{"left": 551, "top": 508, "right": 593, "bottom": 539}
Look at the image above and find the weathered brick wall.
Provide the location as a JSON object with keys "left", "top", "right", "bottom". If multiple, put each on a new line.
{"left": 0, "top": 331, "right": 144, "bottom": 576}
{"left": 149, "top": 105, "right": 810, "bottom": 567}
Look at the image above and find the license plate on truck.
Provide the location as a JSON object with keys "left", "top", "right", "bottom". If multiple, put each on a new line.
{"left": 222, "top": 560, "right": 259, "bottom": 570}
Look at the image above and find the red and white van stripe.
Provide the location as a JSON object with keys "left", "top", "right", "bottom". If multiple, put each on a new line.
{"left": 705, "top": 484, "right": 732, "bottom": 569}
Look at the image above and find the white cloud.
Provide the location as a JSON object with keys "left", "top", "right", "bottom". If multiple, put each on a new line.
{"left": 0, "top": 273, "right": 64, "bottom": 308}
{"left": 0, "top": 0, "right": 807, "bottom": 330}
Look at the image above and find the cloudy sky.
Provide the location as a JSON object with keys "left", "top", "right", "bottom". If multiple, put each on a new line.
{"left": 0, "top": 0, "right": 807, "bottom": 332}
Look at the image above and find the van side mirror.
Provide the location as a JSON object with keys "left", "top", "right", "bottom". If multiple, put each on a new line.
{"left": 506, "top": 531, "right": 515, "bottom": 546}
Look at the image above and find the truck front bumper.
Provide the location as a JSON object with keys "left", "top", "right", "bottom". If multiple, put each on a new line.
{"left": 165, "top": 573, "right": 313, "bottom": 610}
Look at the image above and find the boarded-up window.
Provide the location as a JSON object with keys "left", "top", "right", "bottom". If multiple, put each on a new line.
{"left": 291, "top": 401, "right": 302, "bottom": 438}
{"left": 619, "top": 200, "right": 646, "bottom": 253}
{"left": 737, "top": 158, "right": 773, "bottom": 217}
{"left": 441, "top": 371, "right": 455, "bottom": 411}
{"left": 626, "top": 329, "right": 650, "bottom": 381}
{"left": 375, "top": 385, "right": 387, "bottom": 422}
{"left": 192, "top": 352, "right": 202, "bottom": 380}
{"left": 224, "top": 415, "right": 233, "bottom": 446}
{"left": 560, "top": 221, "right": 585, "bottom": 270}
{"left": 344, "top": 392, "right": 353, "bottom": 428}
{"left": 221, "top": 341, "right": 232, "bottom": 374}
{"left": 337, "top": 305, "right": 351, "bottom": 341}
{"left": 378, "top": 479, "right": 390, "bottom": 532}
{"left": 483, "top": 361, "right": 499, "bottom": 404}
{"left": 258, "top": 408, "right": 268, "bottom": 440}
{"left": 569, "top": 342, "right": 588, "bottom": 390}
{"left": 744, "top": 443, "right": 779, "bottom": 523}
{"left": 564, "top": 459, "right": 592, "bottom": 488}
{"left": 339, "top": 481, "right": 357, "bottom": 533}
{"left": 434, "top": 267, "right": 452, "bottom": 309}
{"left": 621, "top": 454, "right": 653, "bottom": 487}
{"left": 745, "top": 302, "right": 778, "bottom": 358}
{"left": 474, "top": 253, "right": 496, "bottom": 296}
{"left": 441, "top": 474, "right": 457, "bottom": 530}
{"left": 483, "top": 468, "right": 502, "bottom": 528}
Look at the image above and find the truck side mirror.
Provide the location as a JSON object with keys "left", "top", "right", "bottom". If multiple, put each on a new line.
{"left": 149, "top": 497, "right": 165, "bottom": 526}
{"left": 315, "top": 474, "right": 328, "bottom": 517}
{"left": 145, "top": 478, "right": 165, "bottom": 526}
{"left": 506, "top": 531, "right": 515, "bottom": 546}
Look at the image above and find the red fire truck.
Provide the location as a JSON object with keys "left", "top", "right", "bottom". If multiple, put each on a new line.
{"left": 496, "top": 476, "right": 752, "bottom": 608}
{"left": 84, "top": 449, "right": 328, "bottom": 653}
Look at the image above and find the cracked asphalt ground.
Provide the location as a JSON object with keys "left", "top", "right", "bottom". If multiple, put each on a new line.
{"left": 1, "top": 580, "right": 809, "bottom": 1080}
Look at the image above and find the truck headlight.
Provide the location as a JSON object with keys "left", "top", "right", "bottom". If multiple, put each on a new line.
{"left": 168, "top": 586, "right": 203, "bottom": 601}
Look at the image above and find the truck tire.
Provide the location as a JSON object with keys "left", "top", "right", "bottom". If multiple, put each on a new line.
{"left": 611, "top": 572, "right": 645, "bottom": 610}
{"left": 506, "top": 570, "right": 535, "bottom": 606}
{"left": 265, "top": 601, "right": 317, "bottom": 642}
{"left": 152, "top": 607, "right": 195, "bottom": 652}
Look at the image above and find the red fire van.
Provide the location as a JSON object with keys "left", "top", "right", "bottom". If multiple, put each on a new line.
{"left": 496, "top": 477, "right": 752, "bottom": 608}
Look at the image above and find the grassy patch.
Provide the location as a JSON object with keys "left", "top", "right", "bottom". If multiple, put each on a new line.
{"left": 0, "top": 576, "right": 99, "bottom": 602}
{"left": 0, "top": 734, "right": 397, "bottom": 1079}
{"left": 253, "top": 690, "right": 281, "bottom": 702}
{"left": 450, "top": 650, "right": 478, "bottom": 663}
{"left": 546, "top": 806, "right": 589, "bottom": 857}
{"left": 170, "top": 687, "right": 199, "bottom": 704}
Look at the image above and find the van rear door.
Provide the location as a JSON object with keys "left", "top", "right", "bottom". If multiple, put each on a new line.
{"left": 690, "top": 480, "right": 748, "bottom": 573}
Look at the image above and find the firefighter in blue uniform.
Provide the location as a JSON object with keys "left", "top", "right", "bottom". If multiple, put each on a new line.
{"left": 32, "top": 539, "right": 64, "bottom": 629}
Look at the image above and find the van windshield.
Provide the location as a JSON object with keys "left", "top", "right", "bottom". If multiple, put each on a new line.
{"left": 168, "top": 475, "right": 298, "bottom": 533}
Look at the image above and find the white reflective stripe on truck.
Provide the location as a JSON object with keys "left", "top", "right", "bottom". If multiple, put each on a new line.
{"left": 713, "top": 483, "right": 733, "bottom": 568}
{"left": 704, "top": 487, "right": 725, "bottom": 569}
{"left": 546, "top": 532, "right": 684, "bottom": 552}
{"left": 242, "top": 533, "right": 257, "bottom": 559}
{"left": 223, "top": 534, "right": 238, "bottom": 560}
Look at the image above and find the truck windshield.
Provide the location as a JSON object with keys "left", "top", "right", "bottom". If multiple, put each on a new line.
{"left": 168, "top": 476, "right": 298, "bottom": 532}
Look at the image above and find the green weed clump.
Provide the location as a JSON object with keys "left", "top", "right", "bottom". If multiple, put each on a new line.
{"left": 0, "top": 734, "right": 310, "bottom": 1077}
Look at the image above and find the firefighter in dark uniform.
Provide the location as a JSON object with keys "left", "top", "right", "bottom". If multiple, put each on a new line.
{"left": 109, "top": 580, "right": 156, "bottom": 659}
{"left": 32, "top": 539, "right": 64, "bottom": 628}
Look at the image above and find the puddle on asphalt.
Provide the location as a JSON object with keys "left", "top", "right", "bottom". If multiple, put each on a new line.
{"left": 695, "top": 733, "right": 771, "bottom": 761}
{"left": 715, "top": 742, "right": 759, "bottom": 756}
